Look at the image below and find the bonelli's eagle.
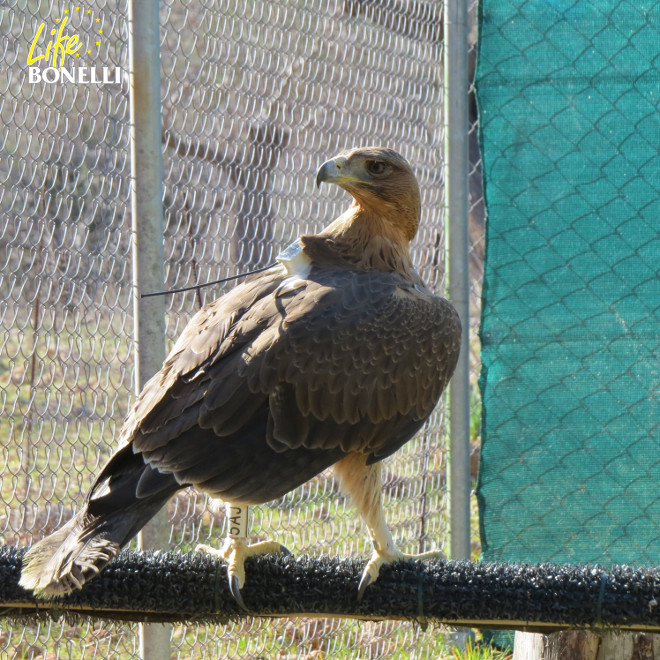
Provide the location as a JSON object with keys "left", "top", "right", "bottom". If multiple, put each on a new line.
{"left": 20, "top": 147, "right": 462, "bottom": 606}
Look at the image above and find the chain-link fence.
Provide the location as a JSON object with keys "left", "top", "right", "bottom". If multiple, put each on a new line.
{"left": 1, "top": 0, "right": 482, "bottom": 657}
{"left": 477, "top": 0, "right": 660, "bottom": 568}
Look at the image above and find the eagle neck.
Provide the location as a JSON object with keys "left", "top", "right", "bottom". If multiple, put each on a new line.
{"left": 313, "top": 206, "right": 414, "bottom": 276}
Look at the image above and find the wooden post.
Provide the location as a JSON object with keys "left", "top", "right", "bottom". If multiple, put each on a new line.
{"left": 513, "top": 631, "right": 660, "bottom": 660}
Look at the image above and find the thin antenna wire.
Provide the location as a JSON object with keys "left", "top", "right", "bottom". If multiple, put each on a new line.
{"left": 140, "top": 263, "right": 277, "bottom": 298}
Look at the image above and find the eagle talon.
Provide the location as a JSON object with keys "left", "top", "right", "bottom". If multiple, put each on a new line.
{"left": 196, "top": 539, "right": 291, "bottom": 609}
{"left": 357, "top": 571, "right": 374, "bottom": 602}
{"left": 229, "top": 575, "right": 248, "bottom": 611}
{"left": 356, "top": 545, "right": 444, "bottom": 600}
{"left": 357, "top": 548, "right": 403, "bottom": 600}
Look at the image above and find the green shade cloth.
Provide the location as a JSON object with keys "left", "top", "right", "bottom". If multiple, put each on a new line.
{"left": 476, "top": 0, "right": 660, "bottom": 565}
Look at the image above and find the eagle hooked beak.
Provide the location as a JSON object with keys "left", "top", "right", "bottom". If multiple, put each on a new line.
{"left": 316, "top": 156, "right": 349, "bottom": 189}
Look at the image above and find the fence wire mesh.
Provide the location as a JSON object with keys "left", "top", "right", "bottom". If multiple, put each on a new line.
{"left": 0, "top": 0, "right": 480, "bottom": 658}
{"left": 467, "top": 0, "right": 484, "bottom": 503}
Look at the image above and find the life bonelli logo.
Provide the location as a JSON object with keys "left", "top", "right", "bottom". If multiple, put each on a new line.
{"left": 27, "top": 6, "right": 121, "bottom": 84}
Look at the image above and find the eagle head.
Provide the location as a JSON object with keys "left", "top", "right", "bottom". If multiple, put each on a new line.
{"left": 316, "top": 147, "right": 421, "bottom": 242}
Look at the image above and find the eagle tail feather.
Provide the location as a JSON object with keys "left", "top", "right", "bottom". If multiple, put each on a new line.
{"left": 19, "top": 513, "right": 120, "bottom": 598}
{"left": 20, "top": 449, "right": 179, "bottom": 599}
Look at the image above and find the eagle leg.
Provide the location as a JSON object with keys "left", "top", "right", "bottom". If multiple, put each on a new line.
{"left": 334, "top": 452, "right": 443, "bottom": 601}
{"left": 195, "top": 503, "right": 290, "bottom": 611}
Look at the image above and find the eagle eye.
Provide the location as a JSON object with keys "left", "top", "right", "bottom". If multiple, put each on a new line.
{"left": 366, "top": 160, "right": 389, "bottom": 177}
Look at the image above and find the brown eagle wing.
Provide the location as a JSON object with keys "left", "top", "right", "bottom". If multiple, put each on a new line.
{"left": 124, "top": 265, "right": 461, "bottom": 499}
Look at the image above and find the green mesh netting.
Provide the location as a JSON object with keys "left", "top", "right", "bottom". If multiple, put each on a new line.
{"left": 476, "top": 0, "right": 660, "bottom": 566}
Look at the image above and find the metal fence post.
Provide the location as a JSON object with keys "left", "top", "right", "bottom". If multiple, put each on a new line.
{"left": 445, "top": 0, "right": 471, "bottom": 563}
{"left": 129, "top": 0, "right": 171, "bottom": 657}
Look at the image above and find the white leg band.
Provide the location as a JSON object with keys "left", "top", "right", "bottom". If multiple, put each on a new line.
{"left": 225, "top": 503, "right": 249, "bottom": 540}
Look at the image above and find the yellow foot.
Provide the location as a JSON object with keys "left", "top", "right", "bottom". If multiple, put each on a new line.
{"left": 196, "top": 538, "right": 290, "bottom": 610}
{"left": 358, "top": 548, "right": 443, "bottom": 601}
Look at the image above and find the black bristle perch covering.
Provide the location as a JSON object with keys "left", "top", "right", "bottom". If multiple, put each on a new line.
{"left": 2, "top": 545, "right": 660, "bottom": 632}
